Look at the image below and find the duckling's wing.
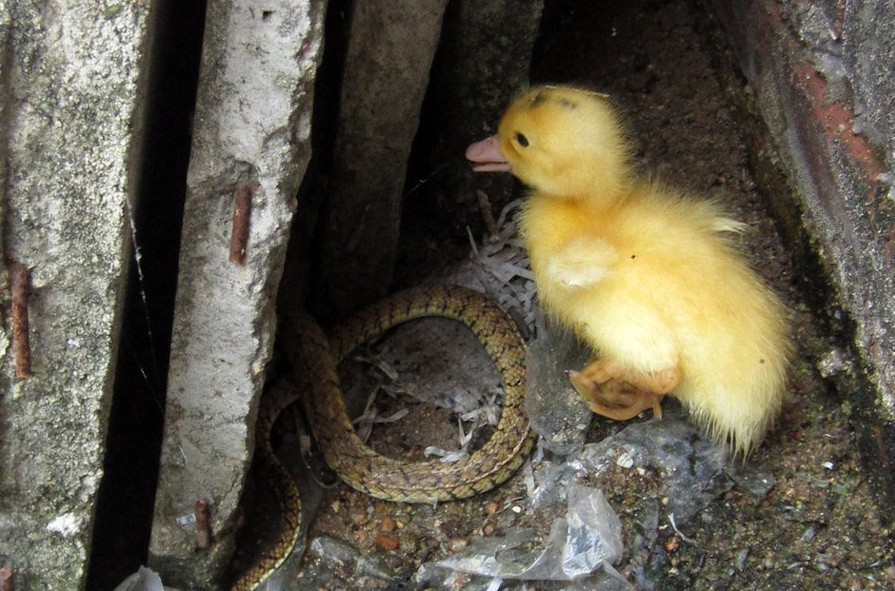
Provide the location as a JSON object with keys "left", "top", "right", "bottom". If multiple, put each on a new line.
{"left": 544, "top": 235, "right": 617, "bottom": 288}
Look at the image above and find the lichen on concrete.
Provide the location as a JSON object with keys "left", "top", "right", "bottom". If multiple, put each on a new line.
{"left": 0, "top": 0, "right": 153, "bottom": 587}
{"left": 147, "top": 1, "right": 325, "bottom": 588}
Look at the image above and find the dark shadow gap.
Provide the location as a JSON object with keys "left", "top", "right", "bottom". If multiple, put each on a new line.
{"left": 85, "top": 1, "right": 206, "bottom": 589}
{"left": 282, "top": 0, "right": 354, "bottom": 321}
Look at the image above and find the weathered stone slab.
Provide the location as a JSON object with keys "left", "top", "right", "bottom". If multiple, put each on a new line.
{"left": 708, "top": 0, "right": 895, "bottom": 415}
{"left": 0, "top": 1, "right": 152, "bottom": 587}
{"left": 147, "top": 1, "right": 325, "bottom": 588}
{"left": 315, "top": 0, "right": 450, "bottom": 317}
{"left": 706, "top": 0, "right": 895, "bottom": 507}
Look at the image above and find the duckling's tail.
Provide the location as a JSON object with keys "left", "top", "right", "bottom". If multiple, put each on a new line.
{"left": 679, "top": 304, "right": 792, "bottom": 458}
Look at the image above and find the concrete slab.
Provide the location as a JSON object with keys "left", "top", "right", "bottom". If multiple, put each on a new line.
{"left": 708, "top": 0, "right": 895, "bottom": 419}
{"left": 315, "top": 0, "right": 450, "bottom": 317}
{"left": 707, "top": 0, "right": 895, "bottom": 504}
{"left": 0, "top": 1, "right": 153, "bottom": 587}
{"left": 146, "top": 1, "right": 325, "bottom": 588}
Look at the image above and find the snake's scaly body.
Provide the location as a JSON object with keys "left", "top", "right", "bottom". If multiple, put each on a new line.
{"left": 231, "top": 285, "right": 533, "bottom": 591}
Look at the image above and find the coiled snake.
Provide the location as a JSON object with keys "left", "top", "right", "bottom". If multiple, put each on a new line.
{"left": 231, "top": 285, "right": 534, "bottom": 590}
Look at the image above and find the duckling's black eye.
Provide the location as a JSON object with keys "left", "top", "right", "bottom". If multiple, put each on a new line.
{"left": 515, "top": 133, "right": 529, "bottom": 148}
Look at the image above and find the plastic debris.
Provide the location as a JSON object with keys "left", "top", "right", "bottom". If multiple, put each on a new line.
{"left": 435, "top": 483, "right": 625, "bottom": 584}
{"left": 569, "top": 416, "right": 731, "bottom": 523}
{"left": 524, "top": 317, "right": 593, "bottom": 455}
{"left": 112, "top": 566, "right": 165, "bottom": 591}
{"left": 564, "top": 485, "right": 624, "bottom": 576}
{"left": 308, "top": 535, "right": 394, "bottom": 581}
{"left": 528, "top": 454, "right": 575, "bottom": 509}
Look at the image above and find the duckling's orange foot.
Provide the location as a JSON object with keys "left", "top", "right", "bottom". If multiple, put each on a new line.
{"left": 568, "top": 356, "right": 677, "bottom": 421}
{"left": 569, "top": 371, "right": 664, "bottom": 421}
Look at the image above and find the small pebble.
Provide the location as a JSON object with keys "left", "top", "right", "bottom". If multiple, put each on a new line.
{"left": 616, "top": 451, "right": 634, "bottom": 468}
{"left": 735, "top": 548, "right": 749, "bottom": 571}
{"left": 802, "top": 525, "right": 817, "bottom": 542}
{"left": 374, "top": 535, "right": 400, "bottom": 551}
{"left": 664, "top": 536, "right": 680, "bottom": 552}
{"left": 884, "top": 565, "right": 895, "bottom": 581}
{"left": 381, "top": 517, "right": 397, "bottom": 533}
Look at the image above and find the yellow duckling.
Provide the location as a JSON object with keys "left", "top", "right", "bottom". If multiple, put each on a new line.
{"left": 467, "top": 85, "right": 792, "bottom": 455}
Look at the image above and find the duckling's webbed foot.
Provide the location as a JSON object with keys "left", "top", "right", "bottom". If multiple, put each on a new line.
{"left": 571, "top": 376, "right": 663, "bottom": 421}
{"left": 569, "top": 358, "right": 680, "bottom": 421}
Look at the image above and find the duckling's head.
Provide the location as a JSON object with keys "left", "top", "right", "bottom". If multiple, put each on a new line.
{"left": 469, "top": 86, "right": 633, "bottom": 203}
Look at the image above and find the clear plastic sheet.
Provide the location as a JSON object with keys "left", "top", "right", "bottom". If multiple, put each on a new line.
{"left": 434, "top": 483, "right": 627, "bottom": 585}
{"left": 568, "top": 416, "right": 732, "bottom": 523}
{"left": 523, "top": 315, "right": 593, "bottom": 456}
{"left": 308, "top": 535, "right": 394, "bottom": 581}
{"left": 383, "top": 407, "right": 780, "bottom": 591}
{"left": 112, "top": 567, "right": 165, "bottom": 591}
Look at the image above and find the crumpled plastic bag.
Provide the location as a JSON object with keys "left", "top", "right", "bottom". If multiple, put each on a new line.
{"left": 436, "top": 483, "right": 625, "bottom": 582}
{"left": 112, "top": 566, "right": 166, "bottom": 591}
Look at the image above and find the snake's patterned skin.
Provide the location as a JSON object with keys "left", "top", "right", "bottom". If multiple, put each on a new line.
{"left": 231, "top": 285, "right": 534, "bottom": 591}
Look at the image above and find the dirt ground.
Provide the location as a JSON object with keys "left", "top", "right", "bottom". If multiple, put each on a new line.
{"left": 242, "top": 1, "right": 895, "bottom": 590}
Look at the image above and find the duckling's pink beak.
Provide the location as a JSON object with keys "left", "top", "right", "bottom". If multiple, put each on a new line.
{"left": 466, "top": 135, "right": 512, "bottom": 173}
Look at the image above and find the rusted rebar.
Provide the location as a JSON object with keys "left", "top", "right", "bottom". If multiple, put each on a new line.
{"left": 194, "top": 498, "right": 211, "bottom": 549}
{"left": 229, "top": 183, "right": 255, "bottom": 266}
{"left": 10, "top": 263, "right": 32, "bottom": 379}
